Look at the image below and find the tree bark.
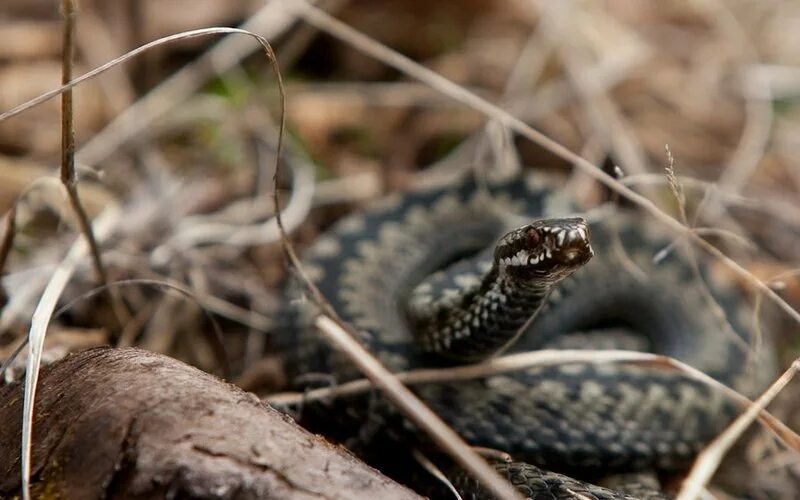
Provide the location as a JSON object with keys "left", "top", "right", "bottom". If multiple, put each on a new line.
{"left": 0, "top": 347, "right": 421, "bottom": 499}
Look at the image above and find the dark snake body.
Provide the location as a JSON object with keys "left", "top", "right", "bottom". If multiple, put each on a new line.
{"left": 283, "top": 171, "right": 773, "bottom": 498}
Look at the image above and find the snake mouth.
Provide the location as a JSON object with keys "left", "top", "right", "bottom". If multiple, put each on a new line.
{"left": 496, "top": 217, "right": 593, "bottom": 279}
{"left": 547, "top": 220, "right": 593, "bottom": 265}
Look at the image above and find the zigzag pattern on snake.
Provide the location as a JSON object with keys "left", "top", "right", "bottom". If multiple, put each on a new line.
{"left": 280, "top": 170, "right": 774, "bottom": 498}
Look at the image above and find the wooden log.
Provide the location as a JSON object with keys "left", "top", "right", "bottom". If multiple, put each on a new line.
{"left": 0, "top": 347, "right": 421, "bottom": 499}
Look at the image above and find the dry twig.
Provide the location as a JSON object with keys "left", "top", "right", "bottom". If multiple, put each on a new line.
{"left": 60, "top": 0, "right": 106, "bottom": 286}
{"left": 265, "top": 21, "right": 524, "bottom": 498}
{"left": 58, "top": 0, "right": 130, "bottom": 335}
{"left": 678, "top": 359, "right": 800, "bottom": 499}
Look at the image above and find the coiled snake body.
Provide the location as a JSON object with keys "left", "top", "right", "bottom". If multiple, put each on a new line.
{"left": 284, "top": 171, "right": 771, "bottom": 498}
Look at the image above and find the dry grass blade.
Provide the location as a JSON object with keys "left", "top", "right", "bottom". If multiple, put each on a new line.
{"left": 267, "top": 349, "right": 658, "bottom": 405}
{"left": 313, "top": 316, "right": 523, "bottom": 500}
{"left": 20, "top": 205, "right": 120, "bottom": 499}
{"left": 620, "top": 174, "right": 800, "bottom": 229}
{"left": 651, "top": 226, "right": 758, "bottom": 265}
{"left": 0, "top": 28, "right": 276, "bottom": 125}
{"left": 58, "top": 0, "right": 128, "bottom": 334}
{"left": 267, "top": 349, "right": 800, "bottom": 454}
{"left": 59, "top": 0, "right": 75, "bottom": 187}
{"left": 412, "top": 449, "right": 464, "bottom": 500}
{"left": 677, "top": 360, "right": 800, "bottom": 500}
{"left": 291, "top": 0, "right": 800, "bottom": 333}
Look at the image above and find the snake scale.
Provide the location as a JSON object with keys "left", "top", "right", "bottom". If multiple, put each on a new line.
{"left": 281, "top": 169, "right": 773, "bottom": 498}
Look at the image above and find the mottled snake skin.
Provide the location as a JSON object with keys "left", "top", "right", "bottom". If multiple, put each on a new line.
{"left": 449, "top": 460, "right": 666, "bottom": 500}
{"left": 282, "top": 171, "right": 774, "bottom": 498}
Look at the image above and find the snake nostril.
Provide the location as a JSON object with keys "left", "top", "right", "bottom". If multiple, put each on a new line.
{"left": 563, "top": 249, "right": 587, "bottom": 263}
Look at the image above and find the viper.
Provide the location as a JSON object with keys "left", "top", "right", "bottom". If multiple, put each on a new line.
{"left": 280, "top": 169, "right": 773, "bottom": 498}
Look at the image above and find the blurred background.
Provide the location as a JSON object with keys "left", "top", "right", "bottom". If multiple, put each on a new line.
{"left": 1, "top": 0, "right": 799, "bottom": 496}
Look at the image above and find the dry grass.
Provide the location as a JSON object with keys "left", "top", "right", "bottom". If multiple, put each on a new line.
{"left": 0, "top": 0, "right": 799, "bottom": 498}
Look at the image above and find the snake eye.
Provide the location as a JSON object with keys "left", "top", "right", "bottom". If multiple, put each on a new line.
{"left": 526, "top": 228, "right": 541, "bottom": 247}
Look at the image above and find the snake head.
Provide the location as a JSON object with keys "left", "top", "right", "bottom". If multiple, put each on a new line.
{"left": 494, "top": 217, "right": 593, "bottom": 282}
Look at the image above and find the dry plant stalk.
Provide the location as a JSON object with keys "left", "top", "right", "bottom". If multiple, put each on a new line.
{"left": 677, "top": 359, "right": 800, "bottom": 499}
{"left": 664, "top": 145, "right": 687, "bottom": 221}
{"left": 411, "top": 449, "right": 464, "bottom": 500}
{"left": 4, "top": 25, "right": 314, "bottom": 500}
{"left": 312, "top": 316, "right": 523, "bottom": 500}
{"left": 59, "top": 0, "right": 115, "bottom": 300}
{"left": 20, "top": 206, "right": 121, "bottom": 500}
{"left": 264, "top": 25, "right": 523, "bottom": 500}
{"left": 58, "top": 0, "right": 132, "bottom": 335}
{"left": 266, "top": 348, "right": 800, "bottom": 453}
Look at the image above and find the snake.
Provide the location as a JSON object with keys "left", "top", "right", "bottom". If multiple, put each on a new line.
{"left": 280, "top": 169, "right": 773, "bottom": 498}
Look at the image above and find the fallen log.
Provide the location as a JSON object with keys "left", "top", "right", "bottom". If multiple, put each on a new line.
{"left": 0, "top": 347, "right": 420, "bottom": 499}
